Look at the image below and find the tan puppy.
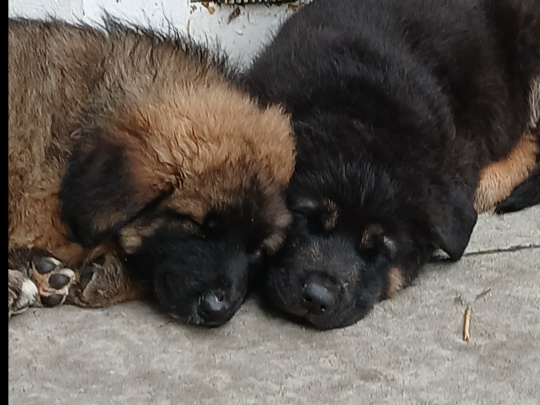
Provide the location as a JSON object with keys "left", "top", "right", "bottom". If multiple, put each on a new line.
{"left": 8, "top": 18, "right": 295, "bottom": 326}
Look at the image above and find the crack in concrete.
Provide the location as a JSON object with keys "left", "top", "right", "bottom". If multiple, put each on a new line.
{"left": 430, "top": 244, "right": 540, "bottom": 262}
{"left": 463, "top": 244, "right": 540, "bottom": 257}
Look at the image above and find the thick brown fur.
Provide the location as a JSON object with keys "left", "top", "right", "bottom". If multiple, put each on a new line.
{"left": 8, "top": 18, "right": 295, "bottom": 326}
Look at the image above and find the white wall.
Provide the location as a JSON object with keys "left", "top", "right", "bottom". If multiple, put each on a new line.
{"left": 8, "top": 0, "right": 309, "bottom": 68}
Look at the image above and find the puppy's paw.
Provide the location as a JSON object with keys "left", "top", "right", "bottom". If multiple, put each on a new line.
{"left": 8, "top": 270, "right": 39, "bottom": 317}
{"left": 67, "top": 252, "right": 143, "bottom": 308}
{"left": 29, "top": 257, "right": 76, "bottom": 307}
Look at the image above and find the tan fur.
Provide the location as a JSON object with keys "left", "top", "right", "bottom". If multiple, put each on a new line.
{"left": 321, "top": 199, "right": 339, "bottom": 231}
{"left": 474, "top": 132, "right": 538, "bottom": 213}
{"left": 360, "top": 224, "right": 384, "bottom": 250}
{"left": 386, "top": 267, "right": 405, "bottom": 298}
{"left": 474, "top": 78, "right": 540, "bottom": 213}
{"left": 66, "top": 248, "right": 147, "bottom": 308}
{"left": 8, "top": 19, "right": 295, "bottom": 308}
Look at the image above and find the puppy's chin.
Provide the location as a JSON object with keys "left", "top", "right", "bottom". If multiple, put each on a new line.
{"left": 283, "top": 292, "right": 377, "bottom": 330}
{"left": 264, "top": 262, "right": 383, "bottom": 330}
{"left": 303, "top": 297, "right": 376, "bottom": 330}
{"left": 153, "top": 270, "right": 247, "bottom": 328}
{"left": 169, "top": 307, "right": 236, "bottom": 328}
{"left": 156, "top": 290, "right": 241, "bottom": 328}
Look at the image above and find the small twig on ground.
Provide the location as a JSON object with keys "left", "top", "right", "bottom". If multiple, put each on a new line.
{"left": 463, "top": 305, "right": 471, "bottom": 342}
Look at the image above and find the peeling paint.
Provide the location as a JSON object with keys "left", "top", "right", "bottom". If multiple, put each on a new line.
{"left": 8, "top": 0, "right": 310, "bottom": 68}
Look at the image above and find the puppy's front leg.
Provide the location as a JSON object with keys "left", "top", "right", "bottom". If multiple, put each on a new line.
{"left": 67, "top": 248, "right": 147, "bottom": 308}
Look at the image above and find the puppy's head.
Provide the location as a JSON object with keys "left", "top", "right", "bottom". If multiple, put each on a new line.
{"left": 118, "top": 189, "right": 290, "bottom": 327}
{"left": 59, "top": 85, "right": 294, "bottom": 327}
{"left": 264, "top": 161, "right": 477, "bottom": 330}
{"left": 264, "top": 196, "right": 414, "bottom": 330}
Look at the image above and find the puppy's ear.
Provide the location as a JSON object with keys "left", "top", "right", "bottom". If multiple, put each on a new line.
{"left": 59, "top": 127, "right": 178, "bottom": 248}
{"left": 429, "top": 189, "right": 477, "bottom": 261}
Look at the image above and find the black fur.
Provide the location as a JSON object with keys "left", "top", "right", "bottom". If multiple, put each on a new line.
{"left": 124, "top": 203, "right": 272, "bottom": 326}
{"left": 496, "top": 167, "right": 540, "bottom": 213}
{"left": 59, "top": 129, "right": 156, "bottom": 248}
{"left": 244, "top": 0, "right": 540, "bottom": 329}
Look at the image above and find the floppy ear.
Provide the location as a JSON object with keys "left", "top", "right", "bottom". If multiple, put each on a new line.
{"left": 429, "top": 189, "right": 477, "bottom": 261}
{"left": 59, "top": 127, "right": 178, "bottom": 248}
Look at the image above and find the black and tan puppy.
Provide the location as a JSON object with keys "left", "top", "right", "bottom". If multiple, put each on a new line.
{"left": 8, "top": 18, "right": 295, "bottom": 326}
{"left": 244, "top": 0, "right": 540, "bottom": 329}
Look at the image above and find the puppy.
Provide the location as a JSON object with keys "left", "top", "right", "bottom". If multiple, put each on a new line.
{"left": 244, "top": 0, "right": 540, "bottom": 329}
{"left": 8, "top": 18, "right": 295, "bottom": 326}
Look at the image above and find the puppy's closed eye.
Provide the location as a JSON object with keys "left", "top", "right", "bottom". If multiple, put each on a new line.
{"left": 162, "top": 211, "right": 201, "bottom": 235}
{"left": 291, "top": 198, "right": 319, "bottom": 217}
{"left": 176, "top": 216, "right": 200, "bottom": 235}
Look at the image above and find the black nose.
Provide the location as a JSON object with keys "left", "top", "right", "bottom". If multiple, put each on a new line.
{"left": 197, "top": 291, "right": 231, "bottom": 326}
{"left": 301, "top": 277, "right": 339, "bottom": 314}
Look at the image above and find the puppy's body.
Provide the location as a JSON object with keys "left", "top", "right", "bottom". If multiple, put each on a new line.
{"left": 244, "top": 0, "right": 540, "bottom": 329}
{"left": 8, "top": 19, "right": 295, "bottom": 325}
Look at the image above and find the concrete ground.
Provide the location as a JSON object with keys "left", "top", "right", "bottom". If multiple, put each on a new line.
{"left": 8, "top": 206, "right": 540, "bottom": 404}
